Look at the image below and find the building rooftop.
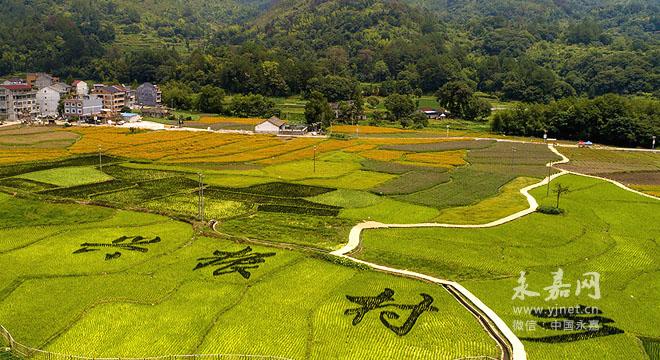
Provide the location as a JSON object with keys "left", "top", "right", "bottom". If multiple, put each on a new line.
{"left": 264, "top": 116, "right": 286, "bottom": 127}
{"left": 0, "top": 84, "right": 33, "bottom": 91}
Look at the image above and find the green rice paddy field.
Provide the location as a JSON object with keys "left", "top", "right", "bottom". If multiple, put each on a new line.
{"left": 0, "top": 193, "right": 498, "bottom": 359}
{"left": 359, "top": 175, "right": 660, "bottom": 359}
{"left": 0, "top": 126, "right": 658, "bottom": 359}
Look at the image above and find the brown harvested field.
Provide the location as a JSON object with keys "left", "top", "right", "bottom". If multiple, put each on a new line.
{"left": 0, "top": 131, "right": 79, "bottom": 145}
{"left": 0, "top": 125, "right": 62, "bottom": 136}
{"left": 381, "top": 139, "right": 496, "bottom": 152}
{"left": 556, "top": 147, "right": 660, "bottom": 174}
{"left": 594, "top": 171, "right": 660, "bottom": 186}
{"left": 468, "top": 141, "right": 561, "bottom": 166}
{"left": 0, "top": 140, "right": 76, "bottom": 149}
{"left": 556, "top": 147, "right": 660, "bottom": 196}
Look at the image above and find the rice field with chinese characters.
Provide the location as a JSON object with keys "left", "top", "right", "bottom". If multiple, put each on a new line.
{"left": 0, "top": 124, "right": 658, "bottom": 360}
{"left": 358, "top": 175, "right": 660, "bottom": 359}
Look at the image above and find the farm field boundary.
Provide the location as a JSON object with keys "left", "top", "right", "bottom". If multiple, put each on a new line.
{"left": 331, "top": 144, "right": 657, "bottom": 360}
{"left": 330, "top": 144, "right": 572, "bottom": 360}
{"left": 0, "top": 326, "right": 292, "bottom": 360}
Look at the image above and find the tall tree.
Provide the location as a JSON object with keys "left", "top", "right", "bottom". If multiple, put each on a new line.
{"left": 384, "top": 94, "right": 416, "bottom": 124}
{"left": 304, "top": 91, "right": 333, "bottom": 129}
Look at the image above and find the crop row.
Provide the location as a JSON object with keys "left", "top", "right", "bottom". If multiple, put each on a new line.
{"left": 0, "top": 155, "right": 120, "bottom": 177}
{"left": 371, "top": 170, "right": 451, "bottom": 195}
{"left": 381, "top": 140, "right": 497, "bottom": 152}
{"left": 0, "top": 178, "right": 56, "bottom": 192}
{"left": 216, "top": 182, "right": 334, "bottom": 198}
{"left": 360, "top": 160, "right": 438, "bottom": 174}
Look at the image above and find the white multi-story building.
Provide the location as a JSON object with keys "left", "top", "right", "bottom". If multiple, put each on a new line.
{"left": 36, "top": 83, "right": 70, "bottom": 117}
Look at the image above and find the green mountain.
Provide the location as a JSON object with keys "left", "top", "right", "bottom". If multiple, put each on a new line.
{"left": 0, "top": 0, "right": 657, "bottom": 101}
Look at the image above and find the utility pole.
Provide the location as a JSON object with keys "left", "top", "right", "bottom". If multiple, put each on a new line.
{"left": 313, "top": 146, "right": 317, "bottom": 173}
{"left": 198, "top": 173, "right": 204, "bottom": 222}
{"left": 546, "top": 160, "right": 552, "bottom": 197}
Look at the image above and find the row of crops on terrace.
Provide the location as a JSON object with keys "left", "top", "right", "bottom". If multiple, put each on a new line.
{"left": 0, "top": 159, "right": 343, "bottom": 221}
{"left": 0, "top": 140, "right": 564, "bottom": 223}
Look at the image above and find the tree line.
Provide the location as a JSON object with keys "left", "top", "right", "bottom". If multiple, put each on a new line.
{"left": 1, "top": 0, "right": 657, "bottom": 105}
{"left": 491, "top": 95, "right": 659, "bottom": 147}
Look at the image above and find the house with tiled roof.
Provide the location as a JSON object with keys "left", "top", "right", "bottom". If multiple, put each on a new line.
{"left": 255, "top": 117, "right": 287, "bottom": 134}
{"left": 71, "top": 80, "right": 89, "bottom": 96}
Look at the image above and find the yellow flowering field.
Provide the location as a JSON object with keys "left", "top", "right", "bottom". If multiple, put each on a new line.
{"left": 0, "top": 149, "right": 68, "bottom": 164}
{"left": 257, "top": 139, "right": 355, "bottom": 165}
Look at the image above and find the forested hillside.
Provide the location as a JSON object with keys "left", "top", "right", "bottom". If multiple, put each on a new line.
{"left": 0, "top": 0, "right": 658, "bottom": 103}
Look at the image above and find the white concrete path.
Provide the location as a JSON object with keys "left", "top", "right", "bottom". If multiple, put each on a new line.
{"left": 331, "top": 143, "right": 657, "bottom": 360}
{"left": 332, "top": 143, "right": 643, "bottom": 360}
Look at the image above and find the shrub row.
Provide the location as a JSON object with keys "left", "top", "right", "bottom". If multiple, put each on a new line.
{"left": 215, "top": 182, "right": 334, "bottom": 198}
{"left": 381, "top": 140, "right": 496, "bottom": 152}
{"left": 0, "top": 155, "right": 121, "bottom": 177}
{"left": 257, "top": 204, "right": 340, "bottom": 217}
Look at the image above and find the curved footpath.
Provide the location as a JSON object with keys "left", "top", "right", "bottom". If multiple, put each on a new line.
{"left": 330, "top": 144, "right": 657, "bottom": 360}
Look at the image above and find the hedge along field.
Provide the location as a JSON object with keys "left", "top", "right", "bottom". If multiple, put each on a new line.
{"left": 357, "top": 175, "right": 660, "bottom": 359}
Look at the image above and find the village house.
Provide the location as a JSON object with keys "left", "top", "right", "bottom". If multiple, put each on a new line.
{"left": 63, "top": 95, "right": 103, "bottom": 122}
{"left": 2, "top": 78, "right": 26, "bottom": 86}
{"left": 71, "top": 80, "right": 89, "bottom": 96}
{"left": 36, "top": 83, "right": 71, "bottom": 117}
{"left": 0, "top": 84, "right": 38, "bottom": 121}
{"left": 255, "top": 117, "right": 287, "bottom": 134}
{"left": 91, "top": 85, "right": 126, "bottom": 113}
{"left": 136, "top": 82, "right": 162, "bottom": 106}
{"left": 113, "top": 84, "right": 135, "bottom": 107}
{"left": 27, "top": 73, "right": 59, "bottom": 89}
{"left": 419, "top": 107, "right": 448, "bottom": 119}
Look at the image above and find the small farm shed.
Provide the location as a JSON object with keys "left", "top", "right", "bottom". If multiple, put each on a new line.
{"left": 120, "top": 112, "right": 142, "bottom": 122}
{"left": 255, "top": 117, "right": 287, "bottom": 134}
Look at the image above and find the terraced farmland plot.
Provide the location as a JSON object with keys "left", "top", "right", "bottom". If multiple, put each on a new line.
{"left": 555, "top": 147, "right": 660, "bottom": 197}
{"left": 0, "top": 197, "right": 500, "bottom": 359}
{"left": 396, "top": 167, "right": 516, "bottom": 209}
{"left": 358, "top": 175, "right": 660, "bottom": 359}
{"left": 381, "top": 139, "right": 496, "bottom": 152}
{"left": 15, "top": 166, "right": 113, "bottom": 187}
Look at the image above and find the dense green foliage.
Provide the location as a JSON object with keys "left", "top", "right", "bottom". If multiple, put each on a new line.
{"left": 491, "top": 95, "right": 660, "bottom": 147}
{"left": 1, "top": 0, "right": 657, "bottom": 107}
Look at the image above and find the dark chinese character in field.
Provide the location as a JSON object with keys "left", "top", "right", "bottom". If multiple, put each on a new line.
{"left": 344, "top": 288, "right": 439, "bottom": 336}
{"left": 519, "top": 305, "right": 623, "bottom": 343}
{"left": 73, "top": 235, "right": 161, "bottom": 260}
{"left": 193, "top": 246, "right": 276, "bottom": 279}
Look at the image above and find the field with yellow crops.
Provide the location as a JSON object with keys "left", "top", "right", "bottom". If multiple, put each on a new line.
{"left": 1, "top": 124, "right": 657, "bottom": 360}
